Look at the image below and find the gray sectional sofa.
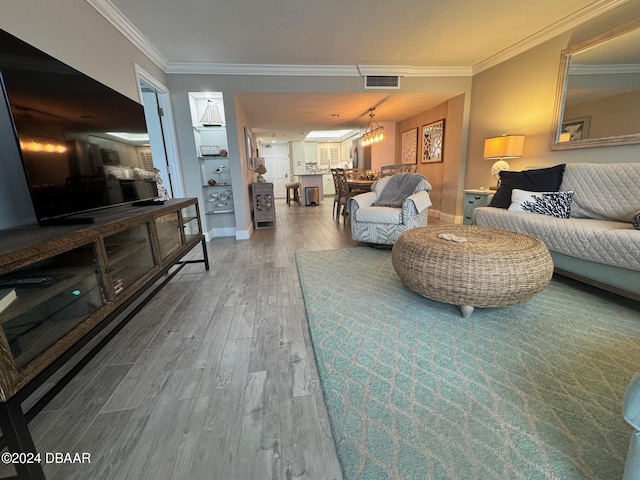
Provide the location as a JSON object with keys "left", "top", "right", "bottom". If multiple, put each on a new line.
{"left": 474, "top": 162, "right": 640, "bottom": 300}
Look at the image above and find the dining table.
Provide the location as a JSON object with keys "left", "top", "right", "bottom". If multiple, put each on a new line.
{"left": 347, "top": 178, "right": 376, "bottom": 193}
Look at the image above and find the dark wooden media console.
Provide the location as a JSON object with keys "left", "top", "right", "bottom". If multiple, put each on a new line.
{"left": 0, "top": 198, "right": 208, "bottom": 479}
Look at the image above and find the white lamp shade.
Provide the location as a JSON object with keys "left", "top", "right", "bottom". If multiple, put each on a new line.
{"left": 484, "top": 135, "right": 525, "bottom": 159}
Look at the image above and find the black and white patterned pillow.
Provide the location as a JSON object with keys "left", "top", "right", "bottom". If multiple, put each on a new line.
{"left": 633, "top": 211, "right": 640, "bottom": 230}
{"left": 508, "top": 189, "right": 574, "bottom": 219}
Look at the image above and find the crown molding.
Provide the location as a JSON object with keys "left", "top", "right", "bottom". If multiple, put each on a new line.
{"left": 569, "top": 63, "right": 640, "bottom": 74}
{"left": 472, "top": 0, "right": 630, "bottom": 74}
{"left": 89, "top": 0, "right": 627, "bottom": 78}
{"left": 165, "top": 63, "right": 360, "bottom": 76}
{"left": 165, "top": 63, "right": 473, "bottom": 76}
{"left": 356, "top": 65, "right": 472, "bottom": 77}
{"left": 86, "top": 0, "right": 168, "bottom": 71}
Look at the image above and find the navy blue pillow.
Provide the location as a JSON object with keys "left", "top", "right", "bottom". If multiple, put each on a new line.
{"left": 488, "top": 164, "right": 566, "bottom": 209}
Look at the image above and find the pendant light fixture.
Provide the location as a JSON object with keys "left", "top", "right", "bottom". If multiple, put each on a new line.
{"left": 361, "top": 107, "right": 385, "bottom": 147}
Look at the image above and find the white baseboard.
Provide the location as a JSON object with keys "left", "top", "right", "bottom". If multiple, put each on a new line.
{"left": 204, "top": 227, "right": 250, "bottom": 241}
{"left": 235, "top": 228, "right": 250, "bottom": 240}
{"left": 210, "top": 227, "right": 236, "bottom": 238}
{"left": 430, "top": 209, "right": 460, "bottom": 224}
{"left": 447, "top": 213, "right": 464, "bottom": 224}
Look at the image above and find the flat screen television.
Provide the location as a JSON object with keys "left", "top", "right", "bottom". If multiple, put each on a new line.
{"left": 0, "top": 30, "right": 159, "bottom": 225}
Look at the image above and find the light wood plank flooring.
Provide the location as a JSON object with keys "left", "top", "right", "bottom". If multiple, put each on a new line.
{"left": 6, "top": 199, "right": 444, "bottom": 480}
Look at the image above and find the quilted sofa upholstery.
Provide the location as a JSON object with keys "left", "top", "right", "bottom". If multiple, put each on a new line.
{"left": 475, "top": 162, "right": 640, "bottom": 299}
{"left": 350, "top": 175, "right": 432, "bottom": 245}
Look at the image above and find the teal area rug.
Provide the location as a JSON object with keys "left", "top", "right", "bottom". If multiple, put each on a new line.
{"left": 296, "top": 247, "right": 640, "bottom": 480}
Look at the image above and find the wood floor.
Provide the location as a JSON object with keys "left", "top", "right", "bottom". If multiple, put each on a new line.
{"left": 1, "top": 200, "right": 350, "bottom": 480}
{"left": 5, "top": 199, "right": 444, "bottom": 480}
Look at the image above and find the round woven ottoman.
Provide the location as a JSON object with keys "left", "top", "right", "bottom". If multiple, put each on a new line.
{"left": 392, "top": 225, "right": 553, "bottom": 318}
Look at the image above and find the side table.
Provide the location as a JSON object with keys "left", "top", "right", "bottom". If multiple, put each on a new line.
{"left": 463, "top": 189, "right": 492, "bottom": 225}
{"left": 250, "top": 182, "right": 275, "bottom": 229}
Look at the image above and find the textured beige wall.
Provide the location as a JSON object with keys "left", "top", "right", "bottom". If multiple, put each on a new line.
{"left": 466, "top": 35, "right": 570, "bottom": 190}
{"left": 0, "top": 0, "right": 168, "bottom": 228}
{"left": 0, "top": 0, "right": 166, "bottom": 101}
{"left": 466, "top": 4, "right": 640, "bottom": 192}
{"left": 369, "top": 122, "right": 397, "bottom": 172}
{"left": 395, "top": 94, "right": 466, "bottom": 221}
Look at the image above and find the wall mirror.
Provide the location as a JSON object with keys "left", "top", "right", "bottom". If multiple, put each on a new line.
{"left": 551, "top": 18, "right": 640, "bottom": 150}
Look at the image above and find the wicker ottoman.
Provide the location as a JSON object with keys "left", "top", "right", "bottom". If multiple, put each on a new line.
{"left": 392, "top": 225, "right": 553, "bottom": 318}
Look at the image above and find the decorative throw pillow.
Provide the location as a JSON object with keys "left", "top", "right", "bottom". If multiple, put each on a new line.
{"left": 508, "top": 189, "right": 574, "bottom": 218}
{"left": 488, "top": 164, "right": 566, "bottom": 209}
{"left": 633, "top": 211, "right": 640, "bottom": 230}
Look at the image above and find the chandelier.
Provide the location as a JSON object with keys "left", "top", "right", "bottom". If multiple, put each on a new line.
{"left": 361, "top": 107, "right": 385, "bottom": 147}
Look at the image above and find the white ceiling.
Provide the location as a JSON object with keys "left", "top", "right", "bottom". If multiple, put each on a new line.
{"left": 234, "top": 91, "right": 456, "bottom": 143}
{"left": 94, "top": 0, "right": 628, "bottom": 143}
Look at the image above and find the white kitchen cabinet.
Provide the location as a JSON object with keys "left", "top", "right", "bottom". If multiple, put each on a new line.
{"left": 323, "top": 173, "right": 335, "bottom": 196}
{"left": 304, "top": 142, "right": 318, "bottom": 164}
{"left": 291, "top": 141, "right": 318, "bottom": 176}
{"left": 291, "top": 142, "right": 305, "bottom": 175}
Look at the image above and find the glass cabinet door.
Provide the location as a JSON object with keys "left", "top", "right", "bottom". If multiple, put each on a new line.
{"left": 181, "top": 203, "right": 201, "bottom": 244}
{"left": 155, "top": 212, "right": 182, "bottom": 260}
{"left": 104, "top": 223, "right": 155, "bottom": 297}
{"left": 0, "top": 243, "right": 106, "bottom": 369}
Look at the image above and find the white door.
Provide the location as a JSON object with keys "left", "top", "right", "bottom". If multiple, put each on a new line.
{"left": 262, "top": 142, "right": 290, "bottom": 198}
{"left": 138, "top": 75, "right": 184, "bottom": 198}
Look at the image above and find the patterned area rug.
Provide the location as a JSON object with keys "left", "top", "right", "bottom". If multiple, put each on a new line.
{"left": 295, "top": 247, "right": 640, "bottom": 480}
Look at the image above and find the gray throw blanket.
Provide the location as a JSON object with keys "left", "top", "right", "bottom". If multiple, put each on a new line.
{"left": 373, "top": 173, "right": 425, "bottom": 208}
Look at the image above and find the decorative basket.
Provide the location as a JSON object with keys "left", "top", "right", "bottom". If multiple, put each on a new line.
{"left": 199, "top": 145, "right": 220, "bottom": 156}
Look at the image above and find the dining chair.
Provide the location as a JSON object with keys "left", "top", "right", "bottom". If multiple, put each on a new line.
{"left": 380, "top": 164, "right": 413, "bottom": 177}
{"left": 330, "top": 168, "right": 342, "bottom": 219}
{"left": 335, "top": 169, "right": 357, "bottom": 224}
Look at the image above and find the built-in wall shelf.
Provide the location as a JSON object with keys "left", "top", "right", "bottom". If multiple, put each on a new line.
{"left": 189, "top": 91, "right": 236, "bottom": 237}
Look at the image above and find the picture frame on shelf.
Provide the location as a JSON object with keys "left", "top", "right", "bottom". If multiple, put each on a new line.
{"left": 401, "top": 128, "right": 418, "bottom": 164}
{"left": 199, "top": 145, "right": 220, "bottom": 157}
{"left": 244, "top": 127, "right": 254, "bottom": 170}
{"left": 421, "top": 119, "right": 445, "bottom": 163}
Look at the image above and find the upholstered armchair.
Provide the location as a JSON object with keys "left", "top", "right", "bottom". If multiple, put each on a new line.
{"left": 350, "top": 173, "right": 432, "bottom": 245}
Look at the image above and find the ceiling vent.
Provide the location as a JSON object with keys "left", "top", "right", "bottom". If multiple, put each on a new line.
{"left": 364, "top": 75, "right": 401, "bottom": 89}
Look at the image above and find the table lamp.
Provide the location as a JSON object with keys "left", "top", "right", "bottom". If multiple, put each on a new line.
{"left": 255, "top": 163, "right": 267, "bottom": 183}
{"left": 483, "top": 134, "right": 525, "bottom": 189}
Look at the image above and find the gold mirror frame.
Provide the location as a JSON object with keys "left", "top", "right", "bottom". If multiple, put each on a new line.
{"left": 551, "top": 18, "right": 640, "bottom": 150}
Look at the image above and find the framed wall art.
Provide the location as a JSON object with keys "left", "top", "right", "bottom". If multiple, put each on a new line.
{"left": 421, "top": 119, "right": 445, "bottom": 163}
{"left": 401, "top": 128, "right": 418, "bottom": 164}
{"left": 244, "top": 127, "right": 254, "bottom": 169}
{"left": 561, "top": 116, "right": 590, "bottom": 142}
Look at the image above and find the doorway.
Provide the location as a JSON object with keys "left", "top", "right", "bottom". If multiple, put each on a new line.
{"left": 135, "top": 66, "right": 184, "bottom": 198}
{"left": 261, "top": 142, "right": 290, "bottom": 198}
